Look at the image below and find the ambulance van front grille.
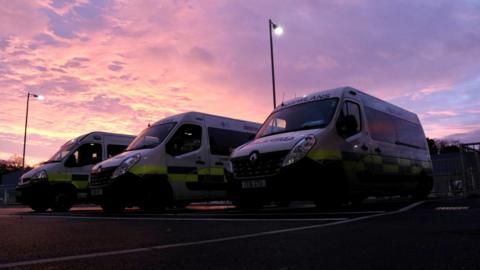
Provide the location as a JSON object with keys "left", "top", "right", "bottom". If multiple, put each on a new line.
{"left": 89, "top": 167, "right": 116, "bottom": 186}
{"left": 231, "top": 151, "right": 289, "bottom": 178}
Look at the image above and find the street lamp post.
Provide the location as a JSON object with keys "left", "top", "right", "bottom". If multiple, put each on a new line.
{"left": 269, "top": 19, "right": 283, "bottom": 108}
{"left": 22, "top": 92, "right": 44, "bottom": 168}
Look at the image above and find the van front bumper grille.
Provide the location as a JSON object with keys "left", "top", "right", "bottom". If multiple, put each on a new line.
{"left": 90, "top": 167, "right": 116, "bottom": 187}
{"left": 231, "top": 151, "right": 289, "bottom": 178}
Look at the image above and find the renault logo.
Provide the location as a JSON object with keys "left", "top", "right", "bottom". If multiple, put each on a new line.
{"left": 249, "top": 152, "right": 258, "bottom": 163}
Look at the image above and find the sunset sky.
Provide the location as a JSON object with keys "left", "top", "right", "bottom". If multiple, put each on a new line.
{"left": 1, "top": 0, "right": 479, "bottom": 165}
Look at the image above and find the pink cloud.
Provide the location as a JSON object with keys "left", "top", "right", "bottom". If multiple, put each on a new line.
{"left": 0, "top": 1, "right": 48, "bottom": 37}
{"left": 424, "top": 110, "right": 459, "bottom": 117}
{"left": 409, "top": 84, "right": 452, "bottom": 101}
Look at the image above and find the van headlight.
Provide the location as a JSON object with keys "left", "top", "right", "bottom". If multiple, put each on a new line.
{"left": 31, "top": 170, "right": 48, "bottom": 182}
{"left": 282, "top": 135, "right": 316, "bottom": 167}
{"left": 226, "top": 160, "right": 234, "bottom": 173}
{"left": 112, "top": 154, "right": 141, "bottom": 179}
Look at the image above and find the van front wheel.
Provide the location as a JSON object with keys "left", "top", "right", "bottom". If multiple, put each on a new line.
{"left": 139, "top": 190, "right": 166, "bottom": 213}
{"left": 232, "top": 198, "right": 263, "bottom": 211}
{"left": 29, "top": 203, "right": 49, "bottom": 212}
{"left": 51, "top": 189, "right": 75, "bottom": 212}
{"left": 100, "top": 201, "right": 125, "bottom": 213}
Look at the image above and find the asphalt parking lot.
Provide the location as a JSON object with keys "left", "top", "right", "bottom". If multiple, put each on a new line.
{"left": 0, "top": 198, "right": 478, "bottom": 270}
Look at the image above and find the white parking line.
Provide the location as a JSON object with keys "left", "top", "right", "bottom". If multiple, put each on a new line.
{"left": 0, "top": 201, "right": 424, "bottom": 269}
{"left": 435, "top": 206, "right": 469, "bottom": 211}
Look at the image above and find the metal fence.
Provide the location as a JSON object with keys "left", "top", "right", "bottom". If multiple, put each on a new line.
{"left": 0, "top": 185, "right": 17, "bottom": 205}
{"left": 431, "top": 143, "right": 480, "bottom": 197}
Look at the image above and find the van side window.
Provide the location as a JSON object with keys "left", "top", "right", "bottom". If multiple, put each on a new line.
{"left": 107, "top": 144, "right": 127, "bottom": 158}
{"left": 337, "top": 101, "right": 361, "bottom": 138}
{"left": 395, "top": 118, "right": 427, "bottom": 149}
{"left": 365, "top": 107, "right": 396, "bottom": 143}
{"left": 65, "top": 143, "right": 102, "bottom": 167}
{"left": 208, "top": 127, "right": 254, "bottom": 156}
{"left": 365, "top": 106, "right": 426, "bottom": 149}
{"left": 166, "top": 124, "right": 202, "bottom": 156}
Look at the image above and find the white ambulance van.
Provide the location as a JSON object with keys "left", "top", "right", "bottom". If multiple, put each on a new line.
{"left": 226, "top": 87, "right": 433, "bottom": 209}
{"left": 89, "top": 112, "right": 260, "bottom": 212}
{"left": 16, "top": 132, "right": 134, "bottom": 212}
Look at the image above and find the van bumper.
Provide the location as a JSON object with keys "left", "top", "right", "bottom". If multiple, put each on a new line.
{"left": 89, "top": 172, "right": 149, "bottom": 207}
{"left": 15, "top": 181, "right": 51, "bottom": 205}
{"left": 89, "top": 172, "right": 171, "bottom": 207}
{"left": 226, "top": 158, "right": 344, "bottom": 202}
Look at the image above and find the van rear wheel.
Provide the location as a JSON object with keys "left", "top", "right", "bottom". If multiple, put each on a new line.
{"left": 413, "top": 174, "right": 433, "bottom": 201}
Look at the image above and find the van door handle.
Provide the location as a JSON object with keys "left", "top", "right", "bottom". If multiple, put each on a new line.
{"left": 196, "top": 160, "right": 206, "bottom": 165}
{"left": 374, "top": 147, "right": 381, "bottom": 153}
{"left": 361, "top": 144, "right": 368, "bottom": 151}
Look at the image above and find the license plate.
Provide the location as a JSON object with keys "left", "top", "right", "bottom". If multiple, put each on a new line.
{"left": 90, "top": 189, "right": 103, "bottom": 196}
{"left": 241, "top": 180, "right": 266, "bottom": 189}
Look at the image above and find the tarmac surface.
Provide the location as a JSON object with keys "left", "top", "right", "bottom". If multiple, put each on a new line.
{"left": 0, "top": 198, "right": 478, "bottom": 269}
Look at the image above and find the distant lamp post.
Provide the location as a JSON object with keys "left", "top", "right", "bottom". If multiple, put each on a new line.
{"left": 269, "top": 19, "right": 283, "bottom": 108}
{"left": 22, "top": 92, "right": 44, "bottom": 168}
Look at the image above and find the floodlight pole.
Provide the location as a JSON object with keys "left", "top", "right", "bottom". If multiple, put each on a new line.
{"left": 22, "top": 92, "right": 43, "bottom": 168}
{"left": 269, "top": 19, "right": 277, "bottom": 108}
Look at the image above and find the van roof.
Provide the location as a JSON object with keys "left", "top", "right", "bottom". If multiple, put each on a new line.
{"left": 77, "top": 131, "right": 135, "bottom": 142}
{"left": 276, "top": 86, "right": 420, "bottom": 124}
{"left": 152, "top": 111, "right": 261, "bottom": 133}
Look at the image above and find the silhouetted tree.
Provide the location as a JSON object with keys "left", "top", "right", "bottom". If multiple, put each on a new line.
{"left": 0, "top": 155, "right": 29, "bottom": 175}
{"left": 438, "top": 140, "right": 461, "bottom": 154}
{"left": 426, "top": 138, "right": 438, "bottom": 155}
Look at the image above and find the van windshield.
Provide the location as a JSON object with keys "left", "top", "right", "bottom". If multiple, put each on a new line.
{"left": 256, "top": 98, "right": 339, "bottom": 139}
{"left": 47, "top": 139, "right": 79, "bottom": 162}
{"left": 126, "top": 122, "right": 177, "bottom": 151}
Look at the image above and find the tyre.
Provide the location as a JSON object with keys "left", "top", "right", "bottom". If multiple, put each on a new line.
{"left": 100, "top": 201, "right": 125, "bottom": 213}
{"left": 174, "top": 201, "right": 190, "bottom": 209}
{"left": 274, "top": 199, "right": 291, "bottom": 207}
{"left": 232, "top": 198, "right": 263, "bottom": 211}
{"left": 29, "top": 203, "right": 49, "bottom": 212}
{"left": 412, "top": 174, "right": 433, "bottom": 201}
{"left": 51, "top": 189, "right": 75, "bottom": 212}
{"left": 349, "top": 195, "right": 367, "bottom": 206}
{"left": 138, "top": 187, "right": 168, "bottom": 213}
{"left": 314, "top": 197, "right": 343, "bottom": 210}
